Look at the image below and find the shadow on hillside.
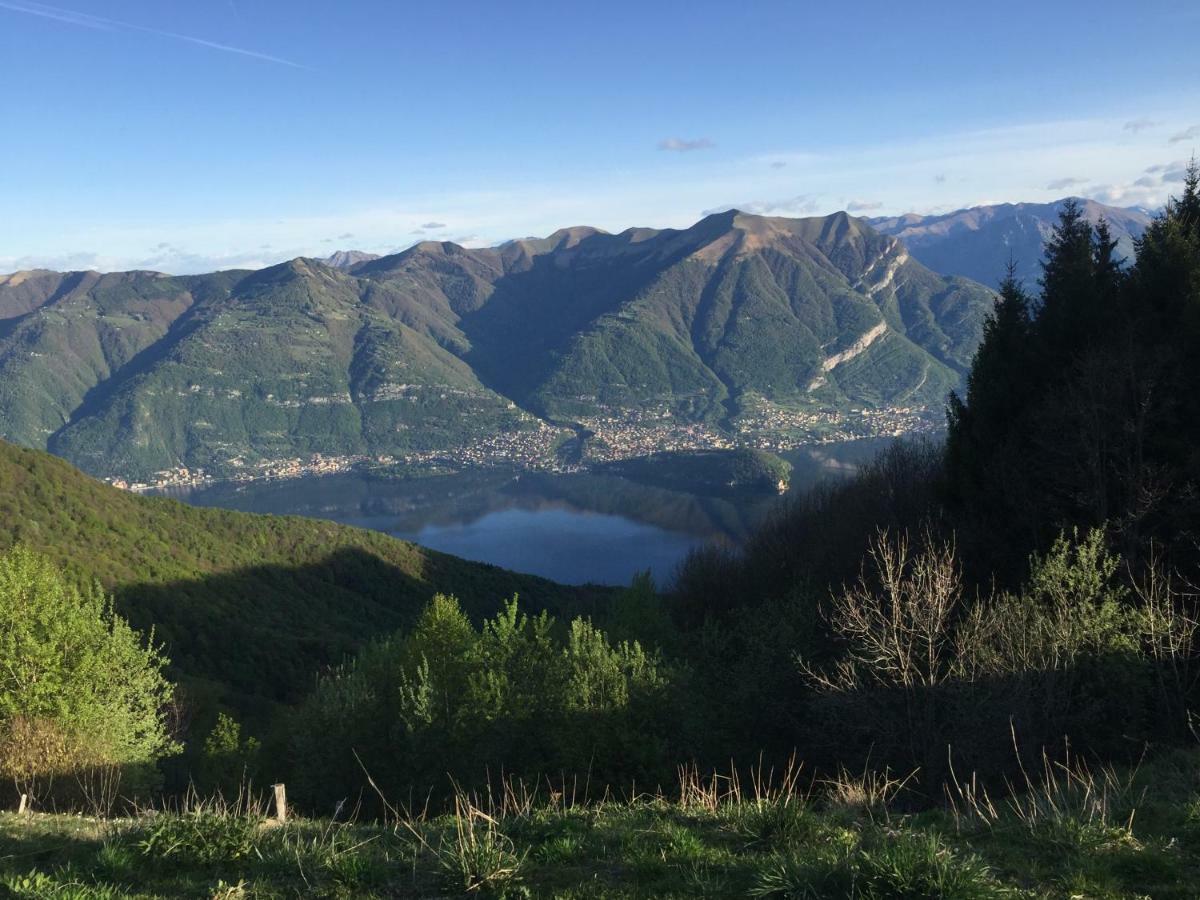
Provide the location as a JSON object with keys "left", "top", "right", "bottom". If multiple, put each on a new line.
{"left": 113, "top": 546, "right": 605, "bottom": 710}
{"left": 456, "top": 225, "right": 721, "bottom": 402}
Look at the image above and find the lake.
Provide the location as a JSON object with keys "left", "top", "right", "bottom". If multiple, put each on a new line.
{"left": 163, "top": 438, "right": 897, "bottom": 586}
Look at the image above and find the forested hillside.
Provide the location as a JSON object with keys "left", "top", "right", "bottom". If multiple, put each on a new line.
{"left": 0, "top": 439, "right": 597, "bottom": 708}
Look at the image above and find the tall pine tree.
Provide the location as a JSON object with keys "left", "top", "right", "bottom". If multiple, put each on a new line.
{"left": 950, "top": 164, "right": 1200, "bottom": 576}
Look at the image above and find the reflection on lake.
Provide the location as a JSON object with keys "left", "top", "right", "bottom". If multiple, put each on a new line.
{"left": 162, "top": 438, "right": 898, "bottom": 586}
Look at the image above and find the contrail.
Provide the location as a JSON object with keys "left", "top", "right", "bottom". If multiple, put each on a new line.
{"left": 0, "top": 0, "right": 110, "bottom": 28}
{"left": 0, "top": 0, "right": 307, "bottom": 68}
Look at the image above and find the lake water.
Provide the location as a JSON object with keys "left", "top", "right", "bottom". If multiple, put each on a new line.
{"left": 165, "top": 438, "right": 896, "bottom": 586}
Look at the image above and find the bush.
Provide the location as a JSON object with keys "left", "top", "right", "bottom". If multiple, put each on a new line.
{"left": 290, "top": 594, "right": 680, "bottom": 811}
{"left": 0, "top": 546, "right": 178, "bottom": 805}
{"left": 800, "top": 527, "right": 1198, "bottom": 777}
{"left": 198, "top": 713, "right": 261, "bottom": 797}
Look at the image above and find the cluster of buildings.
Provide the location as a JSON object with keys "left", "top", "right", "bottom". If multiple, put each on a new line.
{"left": 735, "top": 399, "right": 939, "bottom": 450}
{"left": 393, "top": 421, "right": 576, "bottom": 472}
{"left": 577, "top": 408, "right": 734, "bottom": 463}
{"left": 103, "top": 400, "right": 939, "bottom": 494}
{"left": 106, "top": 453, "right": 375, "bottom": 493}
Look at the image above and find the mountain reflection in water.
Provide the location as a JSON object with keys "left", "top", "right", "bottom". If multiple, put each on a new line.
{"left": 162, "top": 438, "right": 901, "bottom": 586}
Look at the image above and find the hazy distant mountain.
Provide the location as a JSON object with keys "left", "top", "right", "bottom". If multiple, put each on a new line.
{"left": 870, "top": 198, "right": 1152, "bottom": 288}
{"left": 0, "top": 212, "right": 995, "bottom": 480}
{"left": 323, "top": 250, "right": 380, "bottom": 269}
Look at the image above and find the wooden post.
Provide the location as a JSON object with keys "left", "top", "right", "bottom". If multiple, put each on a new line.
{"left": 17, "top": 794, "right": 28, "bottom": 816}
{"left": 272, "top": 783, "right": 287, "bottom": 824}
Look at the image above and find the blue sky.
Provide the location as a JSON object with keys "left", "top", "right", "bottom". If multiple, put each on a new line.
{"left": 1, "top": 0, "right": 1197, "bottom": 273}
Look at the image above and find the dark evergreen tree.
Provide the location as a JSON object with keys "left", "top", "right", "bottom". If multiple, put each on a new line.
{"left": 949, "top": 166, "right": 1200, "bottom": 577}
{"left": 1036, "top": 198, "right": 1097, "bottom": 350}
{"left": 1120, "top": 158, "right": 1200, "bottom": 554}
{"left": 946, "top": 263, "right": 1040, "bottom": 577}
{"left": 946, "top": 264, "right": 1032, "bottom": 484}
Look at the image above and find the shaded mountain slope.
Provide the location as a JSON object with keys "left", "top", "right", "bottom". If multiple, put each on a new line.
{"left": 356, "top": 211, "right": 994, "bottom": 424}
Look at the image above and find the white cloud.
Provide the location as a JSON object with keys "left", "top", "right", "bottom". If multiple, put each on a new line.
{"left": 1046, "top": 176, "right": 1088, "bottom": 191}
{"left": 1168, "top": 125, "right": 1199, "bottom": 144}
{"left": 658, "top": 137, "right": 715, "bottom": 152}
{"left": 846, "top": 199, "right": 884, "bottom": 212}
{"left": 703, "top": 194, "right": 820, "bottom": 217}
{"left": 1123, "top": 118, "right": 1158, "bottom": 133}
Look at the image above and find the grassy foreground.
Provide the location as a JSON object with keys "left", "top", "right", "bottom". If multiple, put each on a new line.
{"left": 2, "top": 750, "right": 1199, "bottom": 899}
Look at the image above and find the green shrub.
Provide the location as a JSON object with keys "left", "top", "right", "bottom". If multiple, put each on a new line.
{"left": 291, "top": 594, "right": 677, "bottom": 808}
{"left": 0, "top": 546, "right": 178, "bottom": 803}
{"left": 1, "top": 866, "right": 126, "bottom": 899}
{"left": 199, "top": 713, "right": 261, "bottom": 796}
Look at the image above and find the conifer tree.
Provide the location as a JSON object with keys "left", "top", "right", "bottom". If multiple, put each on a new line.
{"left": 946, "top": 263, "right": 1038, "bottom": 572}
{"left": 1037, "top": 198, "right": 1098, "bottom": 353}
{"left": 947, "top": 263, "right": 1032, "bottom": 476}
{"left": 950, "top": 167, "right": 1200, "bottom": 575}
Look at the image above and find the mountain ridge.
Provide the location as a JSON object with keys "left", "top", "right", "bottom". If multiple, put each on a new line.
{"left": 0, "top": 211, "right": 996, "bottom": 481}
{"left": 870, "top": 197, "right": 1152, "bottom": 287}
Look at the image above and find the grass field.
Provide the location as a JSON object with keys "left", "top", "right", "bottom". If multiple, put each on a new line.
{"left": 2, "top": 748, "right": 1198, "bottom": 898}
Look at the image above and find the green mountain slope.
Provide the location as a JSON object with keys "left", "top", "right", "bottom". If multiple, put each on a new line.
{"left": 1, "top": 260, "right": 524, "bottom": 479}
{"left": 0, "top": 212, "right": 995, "bottom": 479}
{"left": 0, "top": 439, "right": 594, "bottom": 706}
{"left": 0, "top": 270, "right": 228, "bottom": 453}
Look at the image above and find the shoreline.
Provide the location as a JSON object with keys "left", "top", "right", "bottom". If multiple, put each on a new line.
{"left": 112, "top": 427, "right": 936, "bottom": 497}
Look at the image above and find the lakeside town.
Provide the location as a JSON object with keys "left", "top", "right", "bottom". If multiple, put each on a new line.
{"left": 104, "top": 402, "right": 941, "bottom": 493}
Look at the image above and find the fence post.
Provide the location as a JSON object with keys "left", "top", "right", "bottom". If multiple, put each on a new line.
{"left": 17, "top": 794, "right": 28, "bottom": 816}
{"left": 272, "top": 783, "right": 287, "bottom": 824}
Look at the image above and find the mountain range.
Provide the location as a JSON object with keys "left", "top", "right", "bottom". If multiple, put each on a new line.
{"left": 0, "top": 211, "right": 995, "bottom": 481}
{"left": 870, "top": 197, "right": 1153, "bottom": 288}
